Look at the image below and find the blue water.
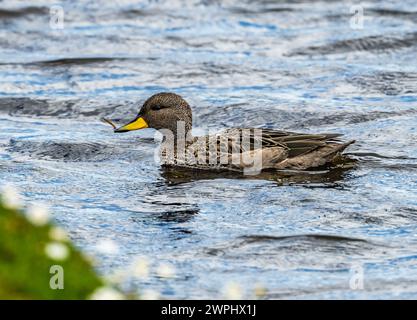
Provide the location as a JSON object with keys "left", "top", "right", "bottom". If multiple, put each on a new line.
{"left": 1, "top": 0, "right": 417, "bottom": 299}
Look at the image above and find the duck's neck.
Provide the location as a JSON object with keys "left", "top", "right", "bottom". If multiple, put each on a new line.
{"left": 160, "top": 120, "right": 193, "bottom": 145}
{"left": 161, "top": 129, "right": 193, "bottom": 146}
{"left": 159, "top": 121, "right": 194, "bottom": 150}
{"left": 159, "top": 127, "right": 193, "bottom": 164}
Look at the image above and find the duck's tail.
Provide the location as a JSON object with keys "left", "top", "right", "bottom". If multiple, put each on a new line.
{"left": 327, "top": 140, "right": 356, "bottom": 157}
{"left": 275, "top": 140, "right": 356, "bottom": 170}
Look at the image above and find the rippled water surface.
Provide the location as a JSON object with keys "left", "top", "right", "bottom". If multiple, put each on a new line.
{"left": 1, "top": 0, "right": 417, "bottom": 299}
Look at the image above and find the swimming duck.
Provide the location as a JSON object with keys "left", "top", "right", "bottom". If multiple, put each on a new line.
{"left": 110, "top": 92, "right": 354, "bottom": 174}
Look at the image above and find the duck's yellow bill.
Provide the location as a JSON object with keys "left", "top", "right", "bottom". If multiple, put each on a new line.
{"left": 114, "top": 117, "right": 148, "bottom": 133}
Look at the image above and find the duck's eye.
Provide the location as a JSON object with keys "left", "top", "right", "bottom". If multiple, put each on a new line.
{"left": 152, "top": 105, "right": 163, "bottom": 111}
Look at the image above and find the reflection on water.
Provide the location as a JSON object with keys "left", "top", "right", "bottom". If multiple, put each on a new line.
{"left": 1, "top": 0, "right": 417, "bottom": 299}
{"left": 160, "top": 159, "right": 356, "bottom": 186}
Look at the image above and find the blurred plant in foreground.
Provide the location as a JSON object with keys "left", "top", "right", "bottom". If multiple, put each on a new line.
{"left": 0, "top": 185, "right": 105, "bottom": 299}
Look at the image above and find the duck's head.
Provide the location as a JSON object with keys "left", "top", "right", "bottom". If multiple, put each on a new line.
{"left": 114, "top": 92, "right": 192, "bottom": 136}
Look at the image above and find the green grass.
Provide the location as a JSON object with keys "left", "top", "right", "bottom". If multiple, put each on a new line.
{"left": 0, "top": 197, "right": 103, "bottom": 299}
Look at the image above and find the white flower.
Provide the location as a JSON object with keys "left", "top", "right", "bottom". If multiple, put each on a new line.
{"left": 45, "top": 242, "right": 70, "bottom": 261}
{"left": 95, "top": 239, "right": 119, "bottom": 255}
{"left": 141, "top": 289, "right": 160, "bottom": 300}
{"left": 156, "top": 263, "right": 175, "bottom": 278}
{"left": 26, "top": 203, "right": 50, "bottom": 226}
{"left": 223, "top": 282, "right": 243, "bottom": 300}
{"left": 131, "top": 257, "right": 149, "bottom": 279}
{"left": 1, "top": 185, "right": 22, "bottom": 209}
{"left": 49, "top": 227, "right": 69, "bottom": 242}
{"left": 89, "top": 286, "right": 124, "bottom": 300}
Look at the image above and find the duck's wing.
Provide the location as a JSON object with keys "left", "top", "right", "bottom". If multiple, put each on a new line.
{"left": 259, "top": 128, "right": 343, "bottom": 157}
{"left": 220, "top": 128, "right": 344, "bottom": 157}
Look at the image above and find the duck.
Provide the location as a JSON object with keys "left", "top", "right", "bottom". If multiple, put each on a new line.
{"left": 109, "top": 92, "right": 355, "bottom": 174}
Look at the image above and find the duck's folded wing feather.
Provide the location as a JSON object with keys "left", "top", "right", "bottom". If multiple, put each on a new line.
{"left": 260, "top": 129, "right": 344, "bottom": 157}
{"left": 219, "top": 128, "right": 345, "bottom": 157}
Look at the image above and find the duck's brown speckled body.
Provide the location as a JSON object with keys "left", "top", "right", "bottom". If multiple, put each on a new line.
{"left": 113, "top": 92, "right": 355, "bottom": 172}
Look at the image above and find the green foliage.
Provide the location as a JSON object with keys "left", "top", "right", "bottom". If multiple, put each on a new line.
{"left": 0, "top": 198, "right": 103, "bottom": 299}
